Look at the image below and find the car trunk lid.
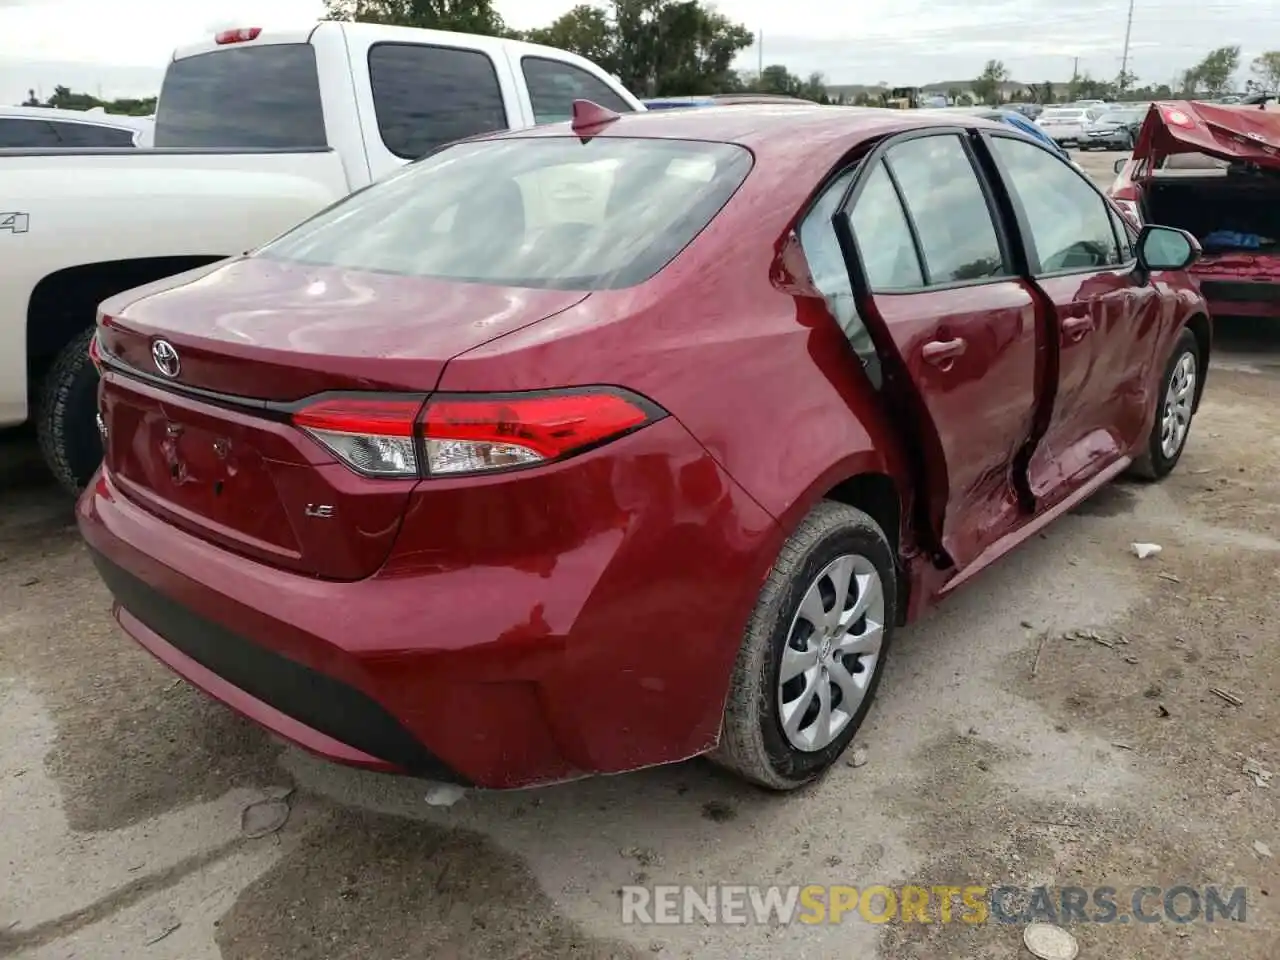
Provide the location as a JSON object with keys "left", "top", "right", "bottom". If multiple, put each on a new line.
{"left": 1133, "top": 100, "right": 1280, "bottom": 178}
{"left": 98, "top": 257, "right": 589, "bottom": 401}
{"left": 97, "top": 257, "right": 588, "bottom": 580}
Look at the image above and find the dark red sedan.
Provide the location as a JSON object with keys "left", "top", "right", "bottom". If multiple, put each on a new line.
{"left": 79, "top": 102, "right": 1210, "bottom": 791}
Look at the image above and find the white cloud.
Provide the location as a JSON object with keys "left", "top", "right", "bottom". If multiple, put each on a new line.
{"left": 2, "top": 0, "right": 1277, "bottom": 104}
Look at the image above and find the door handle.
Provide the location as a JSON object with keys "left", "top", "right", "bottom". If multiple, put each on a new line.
{"left": 921, "top": 337, "right": 967, "bottom": 366}
{"left": 1062, "top": 316, "right": 1094, "bottom": 342}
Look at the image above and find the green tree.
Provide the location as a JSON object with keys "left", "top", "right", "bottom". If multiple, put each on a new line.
{"left": 1189, "top": 45, "right": 1240, "bottom": 97}
{"left": 1251, "top": 51, "right": 1280, "bottom": 93}
{"left": 1115, "top": 68, "right": 1138, "bottom": 96}
{"left": 800, "top": 72, "right": 830, "bottom": 103}
{"left": 1038, "top": 80, "right": 1055, "bottom": 104}
{"left": 22, "top": 88, "right": 40, "bottom": 106}
{"left": 971, "top": 59, "right": 1010, "bottom": 105}
{"left": 322, "top": 0, "right": 510, "bottom": 35}
{"left": 756, "top": 64, "right": 802, "bottom": 96}
{"left": 522, "top": 5, "right": 617, "bottom": 70}
{"left": 610, "top": 0, "right": 752, "bottom": 96}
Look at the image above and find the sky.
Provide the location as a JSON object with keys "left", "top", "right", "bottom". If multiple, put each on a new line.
{"left": 2, "top": 0, "right": 1278, "bottom": 105}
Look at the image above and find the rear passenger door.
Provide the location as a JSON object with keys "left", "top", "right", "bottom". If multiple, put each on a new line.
{"left": 984, "top": 132, "right": 1160, "bottom": 501}
{"left": 514, "top": 56, "right": 636, "bottom": 125}
{"left": 832, "top": 131, "right": 1043, "bottom": 569}
{"left": 354, "top": 40, "right": 523, "bottom": 179}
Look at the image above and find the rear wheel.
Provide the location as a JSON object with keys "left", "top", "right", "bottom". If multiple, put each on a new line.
{"left": 1130, "top": 327, "right": 1200, "bottom": 480}
{"left": 710, "top": 501, "right": 897, "bottom": 790}
{"left": 36, "top": 328, "right": 102, "bottom": 495}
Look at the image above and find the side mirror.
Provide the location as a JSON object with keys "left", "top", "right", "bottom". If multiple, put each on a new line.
{"left": 1136, "top": 224, "right": 1200, "bottom": 278}
{"left": 1113, "top": 157, "right": 1127, "bottom": 174}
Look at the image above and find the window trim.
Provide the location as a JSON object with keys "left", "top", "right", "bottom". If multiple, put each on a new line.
{"left": 518, "top": 54, "right": 635, "bottom": 123}
{"left": 366, "top": 41, "right": 509, "bottom": 161}
{"left": 981, "top": 129, "right": 1130, "bottom": 279}
{"left": 831, "top": 127, "right": 1018, "bottom": 296}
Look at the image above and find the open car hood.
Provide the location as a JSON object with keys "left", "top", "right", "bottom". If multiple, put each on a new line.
{"left": 1135, "top": 100, "right": 1280, "bottom": 171}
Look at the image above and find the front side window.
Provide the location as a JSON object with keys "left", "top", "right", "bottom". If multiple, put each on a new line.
{"left": 884, "top": 134, "right": 1008, "bottom": 284}
{"left": 798, "top": 168, "right": 879, "bottom": 383}
{"left": 259, "top": 136, "right": 751, "bottom": 290}
{"left": 848, "top": 160, "right": 924, "bottom": 292}
{"left": 368, "top": 44, "right": 508, "bottom": 159}
{"left": 155, "top": 44, "right": 326, "bottom": 149}
{"left": 0, "top": 118, "right": 60, "bottom": 148}
{"left": 991, "top": 135, "right": 1123, "bottom": 272}
{"left": 521, "top": 57, "right": 633, "bottom": 125}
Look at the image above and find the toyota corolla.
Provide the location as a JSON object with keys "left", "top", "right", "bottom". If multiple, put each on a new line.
{"left": 79, "top": 102, "right": 1210, "bottom": 791}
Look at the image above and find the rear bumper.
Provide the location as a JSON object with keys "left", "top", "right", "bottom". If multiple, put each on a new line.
{"left": 77, "top": 417, "right": 779, "bottom": 788}
{"left": 1196, "top": 278, "right": 1280, "bottom": 319}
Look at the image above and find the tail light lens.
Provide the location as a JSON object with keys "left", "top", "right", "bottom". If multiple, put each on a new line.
{"left": 293, "top": 396, "right": 425, "bottom": 478}
{"left": 88, "top": 332, "right": 104, "bottom": 373}
{"left": 1112, "top": 197, "right": 1142, "bottom": 226}
{"left": 291, "top": 389, "right": 662, "bottom": 479}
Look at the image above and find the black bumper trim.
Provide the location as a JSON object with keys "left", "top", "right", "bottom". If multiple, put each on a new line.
{"left": 1198, "top": 279, "right": 1280, "bottom": 304}
{"left": 89, "top": 550, "right": 467, "bottom": 784}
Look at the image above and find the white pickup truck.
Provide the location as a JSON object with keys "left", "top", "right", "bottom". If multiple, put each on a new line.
{"left": 1, "top": 21, "right": 643, "bottom": 492}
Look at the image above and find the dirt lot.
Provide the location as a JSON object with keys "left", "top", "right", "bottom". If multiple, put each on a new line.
{"left": 2, "top": 152, "right": 1277, "bottom": 959}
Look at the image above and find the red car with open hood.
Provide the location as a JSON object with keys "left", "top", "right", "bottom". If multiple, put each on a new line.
{"left": 80, "top": 102, "right": 1211, "bottom": 790}
{"left": 1110, "top": 99, "right": 1280, "bottom": 320}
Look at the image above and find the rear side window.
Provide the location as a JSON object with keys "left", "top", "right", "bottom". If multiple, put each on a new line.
{"left": 849, "top": 161, "right": 924, "bottom": 291}
{"left": 0, "top": 118, "right": 59, "bottom": 148}
{"left": 258, "top": 137, "right": 752, "bottom": 290}
{"left": 369, "top": 44, "right": 508, "bottom": 159}
{"left": 521, "top": 57, "right": 633, "bottom": 124}
{"left": 884, "top": 135, "right": 1007, "bottom": 284}
{"left": 50, "top": 122, "right": 136, "bottom": 147}
{"left": 155, "top": 45, "right": 326, "bottom": 148}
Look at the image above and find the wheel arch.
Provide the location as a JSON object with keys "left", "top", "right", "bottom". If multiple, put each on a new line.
{"left": 770, "top": 454, "right": 914, "bottom": 626}
{"left": 26, "top": 256, "right": 225, "bottom": 378}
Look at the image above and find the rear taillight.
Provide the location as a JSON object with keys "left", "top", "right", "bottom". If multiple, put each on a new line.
{"left": 88, "top": 332, "right": 104, "bottom": 373}
{"left": 291, "top": 389, "right": 663, "bottom": 479}
{"left": 293, "top": 396, "right": 424, "bottom": 478}
{"left": 1112, "top": 197, "right": 1142, "bottom": 226}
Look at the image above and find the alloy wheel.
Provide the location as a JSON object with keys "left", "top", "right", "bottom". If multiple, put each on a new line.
{"left": 778, "top": 554, "right": 885, "bottom": 752}
{"left": 1160, "top": 350, "right": 1197, "bottom": 459}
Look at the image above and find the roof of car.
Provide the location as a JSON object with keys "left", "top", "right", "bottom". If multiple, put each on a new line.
{"left": 508, "top": 103, "right": 998, "bottom": 153}
{"left": 0, "top": 105, "right": 141, "bottom": 129}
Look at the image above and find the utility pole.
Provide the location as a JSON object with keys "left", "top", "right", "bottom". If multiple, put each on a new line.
{"left": 1119, "top": 0, "right": 1136, "bottom": 90}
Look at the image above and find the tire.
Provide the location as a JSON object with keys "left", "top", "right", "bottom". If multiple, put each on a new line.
{"left": 710, "top": 501, "right": 898, "bottom": 790}
{"left": 36, "top": 327, "right": 102, "bottom": 495}
{"left": 1129, "top": 327, "right": 1200, "bottom": 481}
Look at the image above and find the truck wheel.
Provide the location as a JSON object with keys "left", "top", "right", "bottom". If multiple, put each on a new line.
{"left": 36, "top": 328, "right": 102, "bottom": 495}
{"left": 710, "top": 501, "right": 897, "bottom": 790}
{"left": 1130, "top": 327, "right": 1200, "bottom": 481}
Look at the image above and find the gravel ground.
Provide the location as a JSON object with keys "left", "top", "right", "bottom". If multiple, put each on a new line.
{"left": 2, "top": 151, "right": 1277, "bottom": 959}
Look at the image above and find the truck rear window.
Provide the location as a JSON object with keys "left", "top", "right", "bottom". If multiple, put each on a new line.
{"left": 154, "top": 44, "right": 326, "bottom": 149}
{"left": 257, "top": 136, "right": 753, "bottom": 290}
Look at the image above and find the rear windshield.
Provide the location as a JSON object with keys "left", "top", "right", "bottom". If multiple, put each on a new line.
{"left": 1042, "top": 109, "right": 1086, "bottom": 120}
{"left": 154, "top": 44, "right": 326, "bottom": 149}
{"left": 257, "top": 137, "right": 753, "bottom": 290}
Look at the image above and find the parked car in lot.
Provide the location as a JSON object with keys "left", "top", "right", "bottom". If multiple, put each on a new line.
{"left": 0, "top": 21, "right": 642, "bottom": 494}
{"left": 1111, "top": 100, "right": 1280, "bottom": 319}
{"left": 1081, "top": 107, "right": 1144, "bottom": 150}
{"left": 1036, "top": 106, "right": 1097, "bottom": 145}
{"left": 0, "top": 105, "right": 149, "bottom": 148}
{"left": 79, "top": 103, "right": 1211, "bottom": 792}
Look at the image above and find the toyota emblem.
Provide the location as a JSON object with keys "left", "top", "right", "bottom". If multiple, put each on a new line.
{"left": 151, "top": 339, "right": 180, "bottom": 378}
